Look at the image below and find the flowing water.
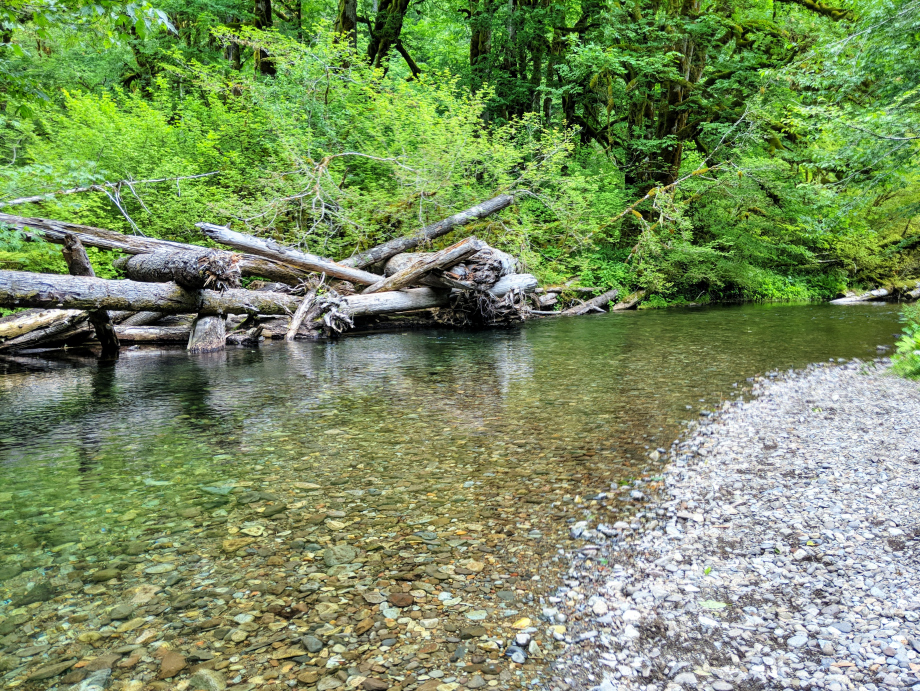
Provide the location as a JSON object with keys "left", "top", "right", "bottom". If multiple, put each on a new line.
{"left": 0, "top": 303, "right": 905, "bottom": 690}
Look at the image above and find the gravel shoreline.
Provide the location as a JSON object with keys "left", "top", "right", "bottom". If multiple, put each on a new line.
{"left": 545, "top": 360, "right": 920, "bottom": 691}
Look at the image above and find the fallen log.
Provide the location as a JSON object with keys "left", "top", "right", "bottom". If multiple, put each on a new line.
{"left": 0, "top": 310, "right": 90, "bottom": 351}
{"left": 829, "top": 288, "right": 890, "bottom": 305}
{"left": 612, "top": 290, "right": 646, "bottom": 311}
{"left": 364, "top": 237, "right": 485, "bottom": 294}
{"left": 562, "top": 288, "right": 620, "bottom": 316}
{"left": 113, "top": 249, "right": 241, "bottom": 290}
{"left": 116, "top": 325, "right": 191, "bottom": 343}
{"left": 0, "top": 270, "right": 539, "bottom": 332}
{"left": 338, "top": 194, "right": 515, "bottom": 269}
{"left": 286, "top": 294, "right": 317, "bottom": 341}
{"left": 63, "top": 234, "right": 120, "bottom": 358}
{"left": 0, "top": 309, "right": 83, "bottom": 341}
{"left": 2, "top": 213, "right": 308, "bottom": 285}
{"left": 196, "top": 223, "right": 383, "bottom": 286}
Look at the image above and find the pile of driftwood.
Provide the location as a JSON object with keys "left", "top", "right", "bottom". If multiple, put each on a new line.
{"left": 0, "top": 199, "right": 630, "bottom": 357}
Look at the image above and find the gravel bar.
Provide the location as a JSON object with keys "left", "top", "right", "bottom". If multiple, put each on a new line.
{"left": 544, "top": 360, "right": 920, "bottom": 691}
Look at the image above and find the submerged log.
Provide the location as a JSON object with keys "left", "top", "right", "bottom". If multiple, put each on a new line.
{"left": 2, "top": 213, "right": 308, "bottom": 285}
{"left": 562, "top": 288, "right": 620, "bottom": 316}
{"left": 196, "top": 223, "right": 383, "bottom": 286}
{"left": 62, "top": 234, "right": 120, "bottom": 357}
{"left": 188, "top": 316, "right": 227, "bottom": 353}
{"left": 364, "top": 237, "right": 485, "bottom": 294}
{"left": 339, "top": 195, "right": 515, "bottom": 269}
{"left": 114, "top": 249, "right": 241, "bottom": 290}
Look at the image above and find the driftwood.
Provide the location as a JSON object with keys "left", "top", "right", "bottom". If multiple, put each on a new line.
{"left": 364, "top": 237, "right": 485, "bottom": 294}
{"left": 0, "top": 269, "right": 534, "bottom": 317}
{"left": 2, "top": 213, "right": 308, "bottom": 285}
{"left": 286, "top": 294, "right": 317, "bottom": 341}
{"left": 114, "top": 249, "right": 241, "bottom": 290}
{"left": 829, "top": 288, "right": 891, "bottom": 305}
{"left": 562, "top": 288, "right": 620, "bottom": 316}
{"left": 338, "top": 195, "right": 514, "bottom": 269}
{"left": 447, "top": 247, "right": 518, "bottom": 287}
{"left": 62, "top": 235, "right": 120, "bottom": 357}
{"left": 196, "top": 223, "right": 383, "bottom": 286}
{"left": 188, "top": 316, "right": 227, "bottom": 353}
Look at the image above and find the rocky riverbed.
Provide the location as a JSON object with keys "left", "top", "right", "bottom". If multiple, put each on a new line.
{"left": 547, "top": 360, "right": 920, "bottom": 691}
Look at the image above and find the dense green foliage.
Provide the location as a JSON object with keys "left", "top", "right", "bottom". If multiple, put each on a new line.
{"left": 0, "top": 0, "right": 918, "bottom": 305}
{"left": 892, "top": 304, "right": 920, "bottom": 378}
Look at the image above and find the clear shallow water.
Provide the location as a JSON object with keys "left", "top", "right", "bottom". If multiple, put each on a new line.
{"left": 0, "top": 302, "right": 905, "bottom": 688}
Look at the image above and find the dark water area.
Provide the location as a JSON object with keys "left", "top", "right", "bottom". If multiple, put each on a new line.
{"left": 0, "top": 302, "right": 905, "bottom": 689}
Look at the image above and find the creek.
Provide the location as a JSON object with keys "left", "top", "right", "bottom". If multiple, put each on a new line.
{"left": 0, "top": 302, "right": 904, "bottom": 690}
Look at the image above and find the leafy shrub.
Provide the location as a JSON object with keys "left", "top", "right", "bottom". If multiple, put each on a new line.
{"left": 892, "top": 304, "right": 920, "bottom": 379}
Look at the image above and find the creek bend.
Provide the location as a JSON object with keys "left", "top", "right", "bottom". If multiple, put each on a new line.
{"left": 0, "top": 303, "right": 904, "bottom": 691}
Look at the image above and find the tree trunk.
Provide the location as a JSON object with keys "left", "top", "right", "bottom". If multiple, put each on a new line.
{"left": 113, "top": 249, "right": 242, "bottom": 290}
{"left": 339, "top": 194, "right": 514, "bottom": 269}
{"left": 829, "top": 288, "right": 891, "bottom": 305}
{"left": 254, "top": 0, "right": 276, "bottom": 76}
{"left": 188, "top": 316, "right": 227, "bottom": 353}
{"left": 334, "top": 0, "right": 358, "bottom": 48}
{"left": 612, "top": 289, "right": 645, "bottom": 310}
{"left": 3, "top": 213, "right": 308, "bottom": 285}
{"left": 197, "top": 223, "right": 383, "bottom": 285}
{"left": 62, "top": 234, "right": 120, "bottom": 358}
{"left": 286, "top": 293, "right": 319, "bottom": 341}
{"left": 363, "top": 237, "right": 486, "bottom": 294}
{"left": 0, "top": 309, "right": 82, "bottom": 341}
{"left": 367, "top": 0, "right": 411, "bottom": 71}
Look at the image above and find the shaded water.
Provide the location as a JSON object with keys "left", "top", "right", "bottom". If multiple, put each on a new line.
{"left": 0, "top": 302, "right": 905, "bottom": 689}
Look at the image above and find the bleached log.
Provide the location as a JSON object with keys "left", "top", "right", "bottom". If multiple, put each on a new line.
{"left": 2, "top": 213, "right": 308, "bottom": 285}
{"left": 339, "top": 195, "right": 515, "bottom": 269}
{"left": 196, "top": 223, "right": 382, "bottom": 286}
{"left": 829, "top": 288, "right": 890, "bottom": 305}
{"left": 0, "top": 309, "right": 83, "bottom": 341}
{"left": 363, "top": 237, "right": 485, "bottom": 294}
{"left": 0, "top": 310, "right": 90, "bottom": 351}
{"left": 612, "top": 289, "right": 646, "bottom": 311}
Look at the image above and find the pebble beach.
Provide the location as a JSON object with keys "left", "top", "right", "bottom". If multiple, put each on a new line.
{"left": 548, "top": 360, "right": 920, "bottom": 691}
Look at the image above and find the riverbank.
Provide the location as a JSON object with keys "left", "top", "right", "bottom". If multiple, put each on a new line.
{"left": 546, "top": 360, "right": 920, "bottom": 691}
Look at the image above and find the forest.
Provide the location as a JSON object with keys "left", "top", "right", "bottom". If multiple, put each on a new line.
{"left": 0, "top": 0, "right": 918, "bottom": 306}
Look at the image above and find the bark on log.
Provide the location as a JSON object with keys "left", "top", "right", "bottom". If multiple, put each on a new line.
{"left": 285, "top": 294, "right": 321, "bottom": 341}
{"left": 188, "top": 316, "right": 227, "bottom": 353}
{"left": 612, "top": 290, "right": 646, "bottom": 311}
{"left": 338, "top": 194, "right": 515, "bottom": 269}
{"left": 0, "top": 270, "right": 538, "bottom": 320}
{"left": 120, "top": 311, "right": 165, "bottom": 327}
{"left": 363, "top": 237, "right": 485, "bottom": 294}
{"left": 113, "top": 249, "right": 242, "bottom": 290}
{"left": 447, "top": 247, "right": 519, "bottom": 287}
{"left": 0, "top": 309, "right": 83, "bottom": 341}
{"left": 63, "top": 234, "right": 120, "bottom": 357}
{"left": 0, "top": 311, "right": 90, "bottom": 351}
{"left": 829, "top": 288, "right": 890, "bottom": 305}
{"left": 196, "top": 223, "right": 382, "bottom": 286}
{"left": 116, "top": 325, "right": 191, "bottom": 343}
{"left": 2, "top": 213, "right": 308, "bottom": 285}
{"left": 562, "top": 288, "right": 620, "bottom": 315}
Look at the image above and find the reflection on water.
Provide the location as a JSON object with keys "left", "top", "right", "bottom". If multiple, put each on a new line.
{"left": 0, "top": 302, "right": 903, "bottom": 688}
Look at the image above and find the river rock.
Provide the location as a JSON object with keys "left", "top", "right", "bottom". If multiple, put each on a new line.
{"left": 324, "top": 544, "right": 358, "bottom": 566}
{"left": 188, "top": 669, "right": 227, "bottom": 691}
{"left": 156, "top": 650, "right": 186, "bottom": 679}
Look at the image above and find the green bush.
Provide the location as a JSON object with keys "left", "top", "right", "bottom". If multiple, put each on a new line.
{"left": 892, "top": 304, "right": 920, "bottom": 379}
